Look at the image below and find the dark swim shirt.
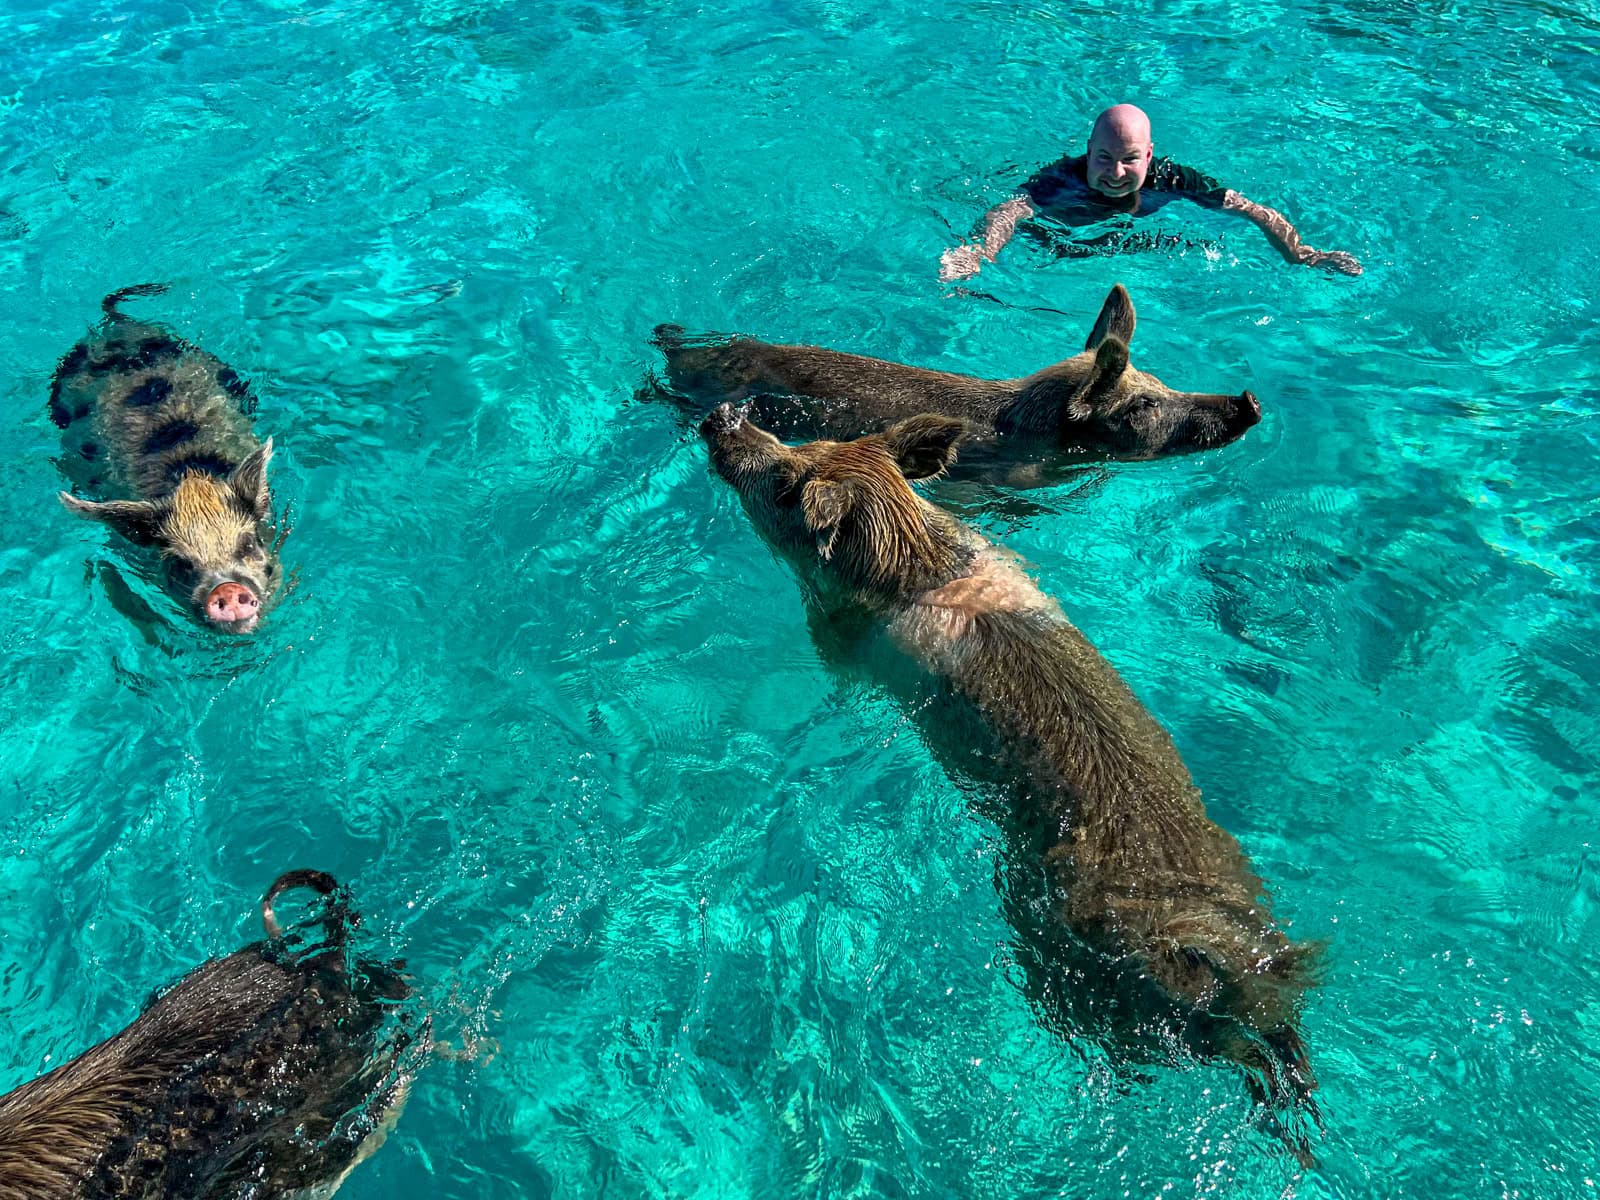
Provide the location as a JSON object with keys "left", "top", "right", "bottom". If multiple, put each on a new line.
{"left": 1017, "top": 154, "right": 1228, "bottom": 259}
{"left": 1021, "top": 154, "right": 1228, "bottom": 219}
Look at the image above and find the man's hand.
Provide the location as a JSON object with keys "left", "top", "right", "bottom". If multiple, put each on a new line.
{"left": 941, "top": 196, "right": 1034, "bottom": 282}
{"left": 939, "top": 244, "right": 984, "bottom": 282}
{"left": 1301, "top": 247, "right": 1363, "bottom": 276}
{"left": 1223, "top": 191, "right": 1362, "bottom": 278}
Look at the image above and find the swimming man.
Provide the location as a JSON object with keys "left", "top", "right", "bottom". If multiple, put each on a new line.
{"left": 940, "top": 104, "right": 1362, "bottom": 280}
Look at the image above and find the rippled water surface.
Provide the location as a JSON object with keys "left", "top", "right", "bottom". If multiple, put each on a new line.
{"left": 1, "top": 0, "right": 1597, "bottom": 1195}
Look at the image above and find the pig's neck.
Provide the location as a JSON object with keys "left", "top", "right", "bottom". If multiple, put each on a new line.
{"left": 995, "top": 358, "right": 1093, "bottom": 435}
{"left": 878, "top": 502, "right": 976, "bottom": 602}
{"left": 821, "top": 492, "right": 974, "bottom": 604}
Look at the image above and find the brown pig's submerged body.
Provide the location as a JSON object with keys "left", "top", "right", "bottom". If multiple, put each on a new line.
{"left": 53, "top": 284, "right": 282, "bottom": 632}
{"left": 699, "top": 404, "right": 1320, "bottom": 1154}
{"left": 657, "top": 284, "right": 1261, "bottom": 485}
{"left": 0, "top": 871, "right": 424, "bottom": 1200}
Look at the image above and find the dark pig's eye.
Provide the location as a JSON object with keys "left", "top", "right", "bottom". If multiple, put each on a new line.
{"left": 236, "top": 533, "right": 265, "bottom": 560}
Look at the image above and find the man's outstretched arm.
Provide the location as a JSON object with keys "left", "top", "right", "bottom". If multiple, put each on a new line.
{"left": 1220, "top": 190, "right": 1362, "bottom": 275}
{"left": 939, "top": 195, "right": 1038, "bottom": 281}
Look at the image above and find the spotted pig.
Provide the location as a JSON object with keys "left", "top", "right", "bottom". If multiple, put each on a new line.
{"left": 52, "top": 284, "right": 281, "bottom": 632}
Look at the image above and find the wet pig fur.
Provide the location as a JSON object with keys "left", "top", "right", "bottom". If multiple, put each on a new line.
{"left": 657, "top": 283, "right": 1260, "bottom": 485}
{"left": 52, "top": 284, "right": 282, "bottom": 632}
{"left": 699, "top": 404, "right": 1321, "bottom": 1155}
{"left": 0, "top": 870, "right": 424, "bottom": 1200}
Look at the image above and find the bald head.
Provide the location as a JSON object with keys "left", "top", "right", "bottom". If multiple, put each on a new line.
{"left": 1086, "top": 104, "right": 1155, "bottom": 198}
{"left": 1091, "top": 104, "right": 1152, "bottom": 145}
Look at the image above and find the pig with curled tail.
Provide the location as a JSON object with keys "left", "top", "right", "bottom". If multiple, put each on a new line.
{"left": 52, "top": 283, "right": 283, "bottom": 633}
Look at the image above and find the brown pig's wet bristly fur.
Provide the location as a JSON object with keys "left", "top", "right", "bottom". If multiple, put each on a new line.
{"left": 51, "top": 284, "right": 282, "bottom": 631}
{"left": 0, "top": 871, "right": 423, "bottom": 1200}
{"left": 657, "top": 283, "right": 1261, "bottom": 486}
{"left": 701, "top": 405, "right": 1321, "bottom": 1159}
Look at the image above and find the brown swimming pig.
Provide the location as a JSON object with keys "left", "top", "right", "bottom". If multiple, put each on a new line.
{"left": 52, "top": 284, "right": 282, "bottom": 632}
{"left": 699, "top": 403, "right": 1321, "bottom": 1157}
{"left": 656, "top": 283, "right": 1260, "bottom": 485}
{"left": 0, "top": 869, "right": 425, "bottom": 1200}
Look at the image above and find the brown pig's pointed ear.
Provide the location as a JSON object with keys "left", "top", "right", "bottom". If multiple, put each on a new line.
{"left": 59, "top": 493, "right": 165, "bottom": 546}
{"left": 1084, "top": 283, "right": 1137, "bottom": 351}
{"left": 229, "top": 438, "right": 273, "bottom": 518}
{"left": 1087, "top": 336, "right": 1131, "bottom": 394}
{"left": 801, "top": 478, "right": 856, "bottom": 560}
{"left": 879, "top": 414, "right": 968, "bottom": 480}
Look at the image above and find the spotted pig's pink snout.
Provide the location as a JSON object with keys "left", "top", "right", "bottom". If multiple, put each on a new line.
{"left": 205, "top": 581, "right": 260, "bottom": 626}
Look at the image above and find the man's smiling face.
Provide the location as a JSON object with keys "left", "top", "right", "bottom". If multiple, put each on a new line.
{"left": 1086, "top": 106, "right": 1155, "bottom": 198}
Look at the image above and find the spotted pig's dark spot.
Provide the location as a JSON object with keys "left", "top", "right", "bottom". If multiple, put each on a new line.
{"left": 80, "top": 441, "right": 100, "bottom": 460}
{"left": 92, "top": 348, "right": 135, "bottom": 374}
{"left": 124, "top": 377, "right": 174, "bottom": 408}
{"left": 136, "top": 335, "right": 184, "bottom": 366}
{"left": 56, "top": 343, "right": 90, "bottom": 379}
{"left": 95, "top": 335, "right": 183, "bottom": 374}
{"left": 144, "top": 420, "right": 199, "bottom": 454}
{"left": 49, "top": 345, "right": 93, "bottom": 427}
{"left": 217, "top": 366, "right": 250, "bottom": 399}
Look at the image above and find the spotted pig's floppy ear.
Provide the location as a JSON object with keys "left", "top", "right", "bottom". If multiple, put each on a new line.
{"left": 229, "top": 438, "right": 274, "bottom": 519}
{"left": 59, "top": 493, "right": 166, "bottom": 546}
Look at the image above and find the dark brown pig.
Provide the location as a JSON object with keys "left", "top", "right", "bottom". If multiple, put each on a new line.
{"left": 656, "top": 283, "right": 1260, "bottom": 486}
{"left": 52, "top": 284, "right": 282, "bottom": 633}
{"left": 0, "top": 870, "right": 426, "bottom": 1200}
{"left": 699, "top": 404, "right": 1321, "bottom": 1160}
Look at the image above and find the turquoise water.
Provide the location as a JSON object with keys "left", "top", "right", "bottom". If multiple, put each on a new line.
{"left": 1, "top": 0, "right": 1597, "bottom": 1193}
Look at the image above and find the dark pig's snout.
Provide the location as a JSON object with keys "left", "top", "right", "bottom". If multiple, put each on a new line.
{"left": 1239, "top": 391, "right": 1261, "bottom": 426}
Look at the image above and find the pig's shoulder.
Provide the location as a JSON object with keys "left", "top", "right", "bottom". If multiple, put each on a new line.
{"left": 890, "top": 548, "right": 1055, "bottom": 663}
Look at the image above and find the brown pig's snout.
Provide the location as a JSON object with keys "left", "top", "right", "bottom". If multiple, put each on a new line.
{"left": 206, "top": 581, "right": 260, "bottom": 626}
{"left": 700, "top": 402, "right": 748, "bottom": 440}
{"left": 1240, "top": 391, "right": 1261, "bottom": 424}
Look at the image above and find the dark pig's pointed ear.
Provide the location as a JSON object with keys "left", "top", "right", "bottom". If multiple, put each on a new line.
{"left": 1087, "top": 336, "right": 1131, "bottom": 394}
{"left": 1084, "top": 282, "right": 1137, "bottom": 351}
{"left": 230, "top": 438, "right": 273, "bottom": 518}
{"left": 59, "top": 493, "right": 165, "bottom": 545}
{"left": 880, "top": 414, "right": 968, "bottom": 480}
{"left": 801, "top": 478, "right": 857, "bottom": 560}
